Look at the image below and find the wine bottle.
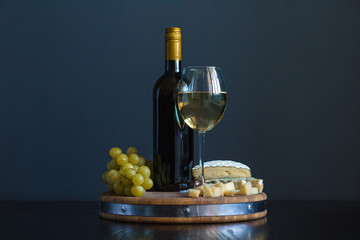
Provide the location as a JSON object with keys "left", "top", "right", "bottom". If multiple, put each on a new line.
{"left": 153, "top": 27, "right": 194, "bottom": 191}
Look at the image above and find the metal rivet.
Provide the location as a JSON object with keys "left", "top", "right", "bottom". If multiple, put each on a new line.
{"left": 248, "top": 204, "right": 252, "bottom": 210}
{"left": 121, "top": 206, "right": 126, "bottom": 213}
{"left": 183, "top": 208, "right": 190, "bottom": 214}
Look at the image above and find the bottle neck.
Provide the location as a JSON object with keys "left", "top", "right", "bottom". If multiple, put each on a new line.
{"left": 165, "top": 60, "right": 181, "bottom": 73}
{"left": 165, "top": 33, "right": 181, "bottom": 73}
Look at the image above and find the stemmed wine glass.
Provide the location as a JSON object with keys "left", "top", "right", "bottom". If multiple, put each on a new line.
{"left": 176, "top": 66, "right": 227, "bottom": 194}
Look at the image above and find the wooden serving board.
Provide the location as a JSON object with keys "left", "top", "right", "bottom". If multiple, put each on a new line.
{"left": 99, "top": 191, "right": 267, "bottom": 224}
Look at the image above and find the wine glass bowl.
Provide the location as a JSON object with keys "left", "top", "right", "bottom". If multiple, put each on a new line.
{"left": 177, "top": 66, "right": 227, "bottom": 192}
{"left": 177, "top": 66, "right": 227, "bottom": 133}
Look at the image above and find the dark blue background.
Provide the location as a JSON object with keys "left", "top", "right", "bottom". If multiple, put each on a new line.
{"left": 1, "top": 0, "right": 359, "bottom": 200}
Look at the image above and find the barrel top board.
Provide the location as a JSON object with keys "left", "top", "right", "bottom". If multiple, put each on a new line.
{"left": 100, "top": 191, "right": 267, "bottom": 205}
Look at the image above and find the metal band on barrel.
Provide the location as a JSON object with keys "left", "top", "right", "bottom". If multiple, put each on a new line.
{"left": 100, "top": 200, "right": 266, "bottom": 218}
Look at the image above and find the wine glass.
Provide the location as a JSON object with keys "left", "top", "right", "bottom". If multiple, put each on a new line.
{"left": 176, "top": 66, "right": 227, "bottom": 194}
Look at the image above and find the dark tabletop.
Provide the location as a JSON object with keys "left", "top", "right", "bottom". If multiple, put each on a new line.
{"left": 0, "top": 200, "right": 358, "bottom": 240}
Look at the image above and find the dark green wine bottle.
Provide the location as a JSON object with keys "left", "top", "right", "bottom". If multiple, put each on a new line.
{"left": 153, "top": 27, "right": 194, "bottom": 191}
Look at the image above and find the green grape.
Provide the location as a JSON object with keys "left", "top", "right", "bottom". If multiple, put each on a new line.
{"left": 116, "top": 154, "right": 129, "bottom": 166}
{"left": 106, "top": 162, "right": 111, "bottom": 171}
{"left": 138, "top": 156, "right": 146, "bottom": 166}
{"left": 131, "top": 185, "right": 145, "bottom": 197}
{"left": 129, "top": 154, "right": 140, "bottom": 165}
{"left": 109, "top": 171, "right": 121, "bottom": 184}
{"left": 132, "top": 174, "right": 144, "bottom": 186}
{"left": 107, "top": 169, "right": 118, "bottom": 176}
{"left": 106, "top": 170, "right": 118, "bottom": 183}
{"left": 109, "top": 159, "right": 120, "bottom": 170}
{"left": 126, "top": 146, "right": 138, "bottom": 155}
{"left": 102, "top": 172, "right": 108, "bottom": 183}
{"left": 121, "top": 176, "right": 132, "bottom": 186}
{"left": 107, "top": 183, "right": 114, "bottom": 192}
{"left": 119, "top": 168, "right": 124, "bottom": 176}
{"left": 124, "top": 185, "right": 133, "bottom": 196}
{"left": 142, "top": 178, "right": 154, "bottom": 190}
{"left": 137, "top": 166, "right": 151, "bottom": 178}
{"left": 133, "top": 165, "right": 139, "bottom": 172}
{"left": 122, "top": 163, "right": 134, "bottom": 171}
{"left": 109, "top": 147, "right": 122, "bottom": 158}
{"left": 114, "top": 180, "right": 125, "bottom": 195}
{"left": 125, "top": 168, "right": 136, "bottom": 180}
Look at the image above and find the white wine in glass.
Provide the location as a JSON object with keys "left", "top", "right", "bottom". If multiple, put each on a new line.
{"left": 177, "top": 66, "right": 227, "bottom": 194}
{"left": 178, "top": 91, "right": 227, "bottom": 132}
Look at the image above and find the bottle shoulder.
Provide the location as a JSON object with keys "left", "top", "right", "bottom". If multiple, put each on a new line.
{"left": 153, "top": 72, "right": 181, "bottom": 95}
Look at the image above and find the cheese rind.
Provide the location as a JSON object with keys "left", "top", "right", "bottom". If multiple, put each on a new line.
{"left": 193, "top": 160, "right": 250, "bottom": 170}
{"left": 192, "top": 160, "right": 251, "bottom": 179}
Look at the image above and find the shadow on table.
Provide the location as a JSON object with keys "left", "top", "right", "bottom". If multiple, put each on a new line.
{"left": 99, "top": 217, "right": 269, "bottom": 240}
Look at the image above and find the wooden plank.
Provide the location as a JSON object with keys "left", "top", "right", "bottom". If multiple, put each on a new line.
{"left": 99, "top": 192, "right": 267, "bottom": 205}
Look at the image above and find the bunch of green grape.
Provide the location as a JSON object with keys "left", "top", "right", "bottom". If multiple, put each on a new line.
{"left": 102, "top": 147, "right": 153, "bottom": 197}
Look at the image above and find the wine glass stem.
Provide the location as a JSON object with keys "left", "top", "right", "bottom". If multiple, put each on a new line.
{"left": 199, "top": 131, "right": 206, "bottom": 197}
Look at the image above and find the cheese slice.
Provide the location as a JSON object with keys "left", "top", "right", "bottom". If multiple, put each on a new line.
{"left": 215, "top": 182, "right": 225, "bottom": 197}
{"left": 192, "top": 160, "right": 251, "bottom": 179}
{"left": 188, "top": 178, "right": 264, "bottom": 197}
{"left": 195, "top": 186, "right": 204, "bottom": 196}
{"left": 212, "top": 187, "right": 222, "bottom": 197}
{"left": 224, "top": 189, "right": 240, "bottom": 196}
{"left": 224, "top": 182, "right": 235, "bottom": 191}
{"left": 188, "top": 189, "right": 200, "bottom": 198}
{"left": 238, "top": 182, "right": 253, "bottom": 195}
{"left": 203, "top": 184, "right": 215, "bottom": 197}
{"left": 233, "top": 179, "right": 247, "bottom": 190}
{"left": 249, "top": 178, "right": 264, "bottom": 193}
{"left": 207, "top": 177, "right": 264, "bottom": 194}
